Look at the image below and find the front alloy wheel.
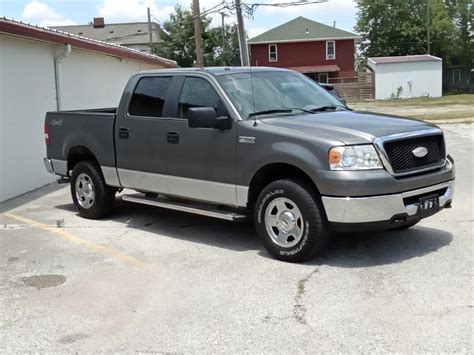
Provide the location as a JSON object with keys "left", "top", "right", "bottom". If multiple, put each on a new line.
{"left": 255, "top": 179, "right": 330, "bottom": 262}
{"left": 265, "top": 197, "right": 304, "bottom": 248}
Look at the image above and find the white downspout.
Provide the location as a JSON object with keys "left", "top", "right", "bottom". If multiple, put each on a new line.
{"left": 54, "top": 44, "right": 71, "bottom": 111}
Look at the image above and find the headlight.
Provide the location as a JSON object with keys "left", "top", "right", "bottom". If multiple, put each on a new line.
{"left": 329, "top": 145, "right": 383, "bottom": 170}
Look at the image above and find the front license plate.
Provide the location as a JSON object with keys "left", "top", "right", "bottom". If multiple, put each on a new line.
{"left": 418, "top": 194, "right": 440, "bottom": 218}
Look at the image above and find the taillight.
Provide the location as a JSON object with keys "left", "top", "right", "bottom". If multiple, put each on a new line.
{"left": 44, "top": 121, "right": 51, "bottom": 145}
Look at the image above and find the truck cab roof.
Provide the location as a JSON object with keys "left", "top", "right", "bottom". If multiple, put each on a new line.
{"left": 139, "top": 66, "right": 292, "bottom": 77}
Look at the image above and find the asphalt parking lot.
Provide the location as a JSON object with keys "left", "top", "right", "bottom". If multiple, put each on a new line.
{"left": 1, "top": 123, "right": 472, "bottom": 352}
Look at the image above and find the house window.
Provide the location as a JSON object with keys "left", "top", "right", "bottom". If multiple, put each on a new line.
{"left": 269, "top": 44, "right": 278, "bottom": 62}
{"left": 318, "top": 73, "right": 328, "bottom": 84}
{"left": 326, "top": 41, "right": 335, "bottom": 60}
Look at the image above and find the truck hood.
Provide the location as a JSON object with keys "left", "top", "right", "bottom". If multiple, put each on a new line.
{"left": 260, "top": 111, "right": 436, "bottom": 145}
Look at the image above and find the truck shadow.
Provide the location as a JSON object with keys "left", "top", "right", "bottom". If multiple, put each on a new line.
{"left": 56, "top": 199, "right": 259, "bottom": 252}
{"left": 55, "top": 199, "right": 453, "bottom": 266}
{"left": 304, "top": 226, "right": 453, "bottom": 268}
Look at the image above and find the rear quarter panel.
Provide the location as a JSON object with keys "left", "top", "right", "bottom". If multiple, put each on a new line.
{"left": 46, "top": 111, "right": 116, "bottom": 168}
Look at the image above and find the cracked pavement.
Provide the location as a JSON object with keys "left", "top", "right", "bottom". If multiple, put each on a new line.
{"left": 0, "top": 123, "right": 472, "bottom": 352}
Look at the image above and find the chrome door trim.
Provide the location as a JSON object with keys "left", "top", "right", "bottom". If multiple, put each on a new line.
{"left": 115, "top": 168, "right": 248, "bottom": 207}
{"left": 101, "top": 166, "right": 121, "bottom": 187}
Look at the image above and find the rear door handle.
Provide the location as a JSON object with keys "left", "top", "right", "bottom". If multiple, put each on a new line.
{"left": 167, "top": 131, "right": 179, "bottom": 144}
{"left": 119, "top": 128, "right": 129, "bottom": 139}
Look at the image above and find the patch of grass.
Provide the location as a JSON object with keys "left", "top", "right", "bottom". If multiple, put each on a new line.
{"left": 56, "top": 219, "right": 65, "bottom": 228}
{"left": 354, "top": 94, "right": 474, "bottom": 107}
{"left": 411, "top": 110, "right": 474, "bottom": 121}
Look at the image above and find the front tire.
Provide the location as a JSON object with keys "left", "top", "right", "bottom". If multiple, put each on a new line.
{"left": 71, "top": 160, "right": 115, "bottom": 219}
{"left": 254, "top": 179, "right": 330, "bottom": 262}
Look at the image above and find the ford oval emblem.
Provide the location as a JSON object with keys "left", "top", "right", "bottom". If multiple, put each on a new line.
{"left": 412, "top": 147, "right": 428, "bottom": 158}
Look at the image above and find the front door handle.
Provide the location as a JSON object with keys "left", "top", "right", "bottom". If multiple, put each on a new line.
{"left": 167, "top": 131, "right": 179, "bottom": 144}
{"left": 119, "top": 128, "right": 129, "bottom": 139}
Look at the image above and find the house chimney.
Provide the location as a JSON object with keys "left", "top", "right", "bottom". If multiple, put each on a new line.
{"left": 93, "top": 17, "right": 105, "bottom": 28}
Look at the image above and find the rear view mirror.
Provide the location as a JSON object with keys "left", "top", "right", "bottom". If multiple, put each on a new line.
{"left": 188, "top": 107, "right": 231, "bottom": 130}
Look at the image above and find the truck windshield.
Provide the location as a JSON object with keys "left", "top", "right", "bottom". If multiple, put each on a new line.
{"left": 216, "top": 70, "right": 346, "bottom": 119}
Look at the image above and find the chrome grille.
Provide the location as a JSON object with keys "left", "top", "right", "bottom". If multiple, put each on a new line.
{"left": 383, "top": 134, "right": 445, "bottom": 174}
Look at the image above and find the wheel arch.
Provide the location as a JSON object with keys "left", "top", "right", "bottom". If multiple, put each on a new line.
{"left": 67, "top": 145, "right": 99, "bottom": 173}
{"left": 247, "top": 162, "right": 321, "bottom": 211}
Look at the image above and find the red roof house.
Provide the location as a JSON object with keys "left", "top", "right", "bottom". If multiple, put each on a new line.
{"left": 248, "top": 17, "right": 361, "bottom": 83}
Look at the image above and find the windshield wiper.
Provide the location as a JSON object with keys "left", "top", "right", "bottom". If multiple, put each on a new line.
{"left": 248, "top": 107, "right": 313, "bottom": 118}
{"left": 309, "top": 104, "right": 349, "bottom": 112}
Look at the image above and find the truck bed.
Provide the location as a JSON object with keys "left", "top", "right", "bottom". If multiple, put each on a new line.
{"left": 45, "top": 108, "right": 117, "bottom": 172}
{"left": 54, "top": 107, "right": 117, "bottom": 114}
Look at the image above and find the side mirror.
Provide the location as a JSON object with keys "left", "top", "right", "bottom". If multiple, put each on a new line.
{"left": 321, "top": 84, "right": 347, "bottom": 106}
{"left": 188, "top": 107, "right": 232, "bottom": 130}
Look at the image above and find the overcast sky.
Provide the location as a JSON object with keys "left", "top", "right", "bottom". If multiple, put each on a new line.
{"left": 0, "top": 0, "right": 359, "bottom": 39}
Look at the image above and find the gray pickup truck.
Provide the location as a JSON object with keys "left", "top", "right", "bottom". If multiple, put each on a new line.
{"left": 44, "top": 67, "right": 455, "bottom": 262}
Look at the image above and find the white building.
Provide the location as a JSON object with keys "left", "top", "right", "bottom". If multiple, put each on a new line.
{"left": 367, "top": 55, "right": 442, "bottom": 100}
{"left": 0, "top": 18, "right": 176, "bottom": 202}
{"left": 52, "top": 17, "right": 164, "bottom": 54}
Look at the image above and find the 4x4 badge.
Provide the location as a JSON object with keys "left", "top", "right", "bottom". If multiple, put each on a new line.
{"left": 412, "top": 147, "right": 428, "bottom": 158}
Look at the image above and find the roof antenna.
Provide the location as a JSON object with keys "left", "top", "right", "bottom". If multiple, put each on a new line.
{"left": 333, "top": 21, "right": 336, "bottom": 27}
{"left": 250, "top": 66, "right": 258, "bottom": 127}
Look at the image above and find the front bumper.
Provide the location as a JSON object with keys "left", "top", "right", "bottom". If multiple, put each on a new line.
{"left": 322, "top": 180, "right": 454, "bottom": 225}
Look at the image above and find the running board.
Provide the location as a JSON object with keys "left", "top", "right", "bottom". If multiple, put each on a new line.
{"left": 121, "top": 194, "right": 247, "bottom": 221}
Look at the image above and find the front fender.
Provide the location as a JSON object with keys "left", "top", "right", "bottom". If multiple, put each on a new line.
{"left": 237, "top": 141, "right": 326, "bottom": 187}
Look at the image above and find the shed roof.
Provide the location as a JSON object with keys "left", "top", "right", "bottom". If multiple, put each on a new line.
{"left": 248, "top": 16, "right": 360, "bottom": 44}
{"left": 51, "top": 22, "right": 162, "bottom": 46}
{"left": 0, "top": 17, "right": 176, "bottom": 67}
{"left": 368, "top": 55, "right": 441, "bottom": 65}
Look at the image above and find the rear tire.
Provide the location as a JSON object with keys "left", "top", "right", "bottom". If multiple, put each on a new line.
{"left": 254, "top": 179, "right": 330, "bottom": 262}
{"left": 71, "top": 160, "right": 116, "bottom": 219}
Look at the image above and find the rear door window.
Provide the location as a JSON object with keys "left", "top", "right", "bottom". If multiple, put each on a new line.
{"left": 177, "top": 77, "right": 220, "bottom": 118}
{"left": 128, "top": 76, "right": 172, "bottom": 117}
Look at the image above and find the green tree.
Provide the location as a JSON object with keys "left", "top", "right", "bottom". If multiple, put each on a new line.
{"left": 355, "top": 0, "right": 426, "bottom": 57}
{"left": 429, "top": 0, "right": 457, "bottom": 61}
{"left": 355, "top": 0, "right": 456, "bottom": 61}
{"left": 451, "top": 0, "right": 473, "bottom": 69}
{"left": 152, "top": 5, "right": 241, "bottom": 67}
{"left": 206, "top": 24, "right": 241, "bottom": 66}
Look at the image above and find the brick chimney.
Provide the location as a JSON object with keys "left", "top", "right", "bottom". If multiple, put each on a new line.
{"left": 93, "top": 17, "right": 105, "bottom": 28}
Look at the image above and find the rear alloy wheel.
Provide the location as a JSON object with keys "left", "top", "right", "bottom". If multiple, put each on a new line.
{"left": 75, "top": 173, "right": 95, "bottom": 209}
{"left": 71, "top": 160, "right": 115, "bottom": 219}
{"left": 255, "top": 179, "right": 330, "bottom": 262}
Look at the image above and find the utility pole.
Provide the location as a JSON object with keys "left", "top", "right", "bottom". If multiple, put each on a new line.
{"left": 235, "top": 0, "right": 250, "bottom": 66}
{"left": 147, "top": 7, "right": 153, "bottom": 51}
{"left": 219, "top": 11, "right": 227, "bottom": 50}
{"left": 192, "top": 0, "right": 205, "bottom": 67}
{"left": 426, "top": 0, "right": 431, "bottom": 54}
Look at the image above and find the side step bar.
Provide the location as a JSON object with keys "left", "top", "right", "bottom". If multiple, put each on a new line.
{"left": 122, "top": 193, "right": 247, "bottom": 221}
